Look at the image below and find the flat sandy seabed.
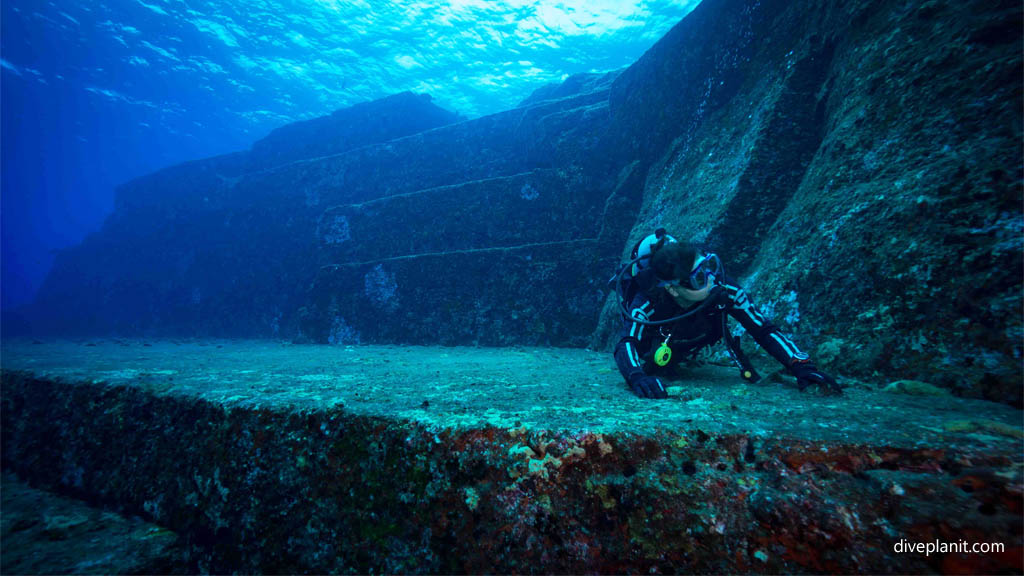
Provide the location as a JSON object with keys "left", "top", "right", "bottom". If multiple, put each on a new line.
{"left": 1, "top": 338, "right": 1020, "bottom": 449}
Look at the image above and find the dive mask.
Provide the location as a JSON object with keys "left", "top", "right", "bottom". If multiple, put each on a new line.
{"left": 658, "top": 253, "right": 722, "bottom": 291}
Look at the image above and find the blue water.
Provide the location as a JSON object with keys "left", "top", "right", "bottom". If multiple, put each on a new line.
{"left": 1, "top": 0, "right": 699, "bottom": 312}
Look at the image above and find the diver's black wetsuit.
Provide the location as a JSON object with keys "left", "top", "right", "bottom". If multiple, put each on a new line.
{"left": 613, "top": 269, "right": 811, "bottom": 385}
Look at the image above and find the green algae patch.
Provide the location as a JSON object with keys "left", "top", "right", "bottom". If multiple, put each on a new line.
{"left": 944, "top": 419, "right": 1024, "bottom": 439}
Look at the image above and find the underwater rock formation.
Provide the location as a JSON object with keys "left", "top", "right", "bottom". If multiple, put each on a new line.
{"left": 516, "top": 69, "right": 622, "bottom": 108}
{"left": 1, "top": 472, "right": 184, "bottom": 574}
{"left": 21, "top": 0, "right": 1023, "bottom": 405}
{"left": 30, "top": 68, "right": 638, "bottom": 349}
{"left": 599, "top": 0, "right": 1022, "bottom": 405}
{"left": 27, "top": 91, "right": 465, "bottom": 341}
{"left": 2, "top": 340, "right": 1021, "bottom": 573}
{"left": 249, "top": 91, "right": 464, "bottom": 171}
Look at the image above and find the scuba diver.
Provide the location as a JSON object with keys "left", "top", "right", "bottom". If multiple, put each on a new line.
{"left": 612, "top": 228, "right": 843, "bottom": 399}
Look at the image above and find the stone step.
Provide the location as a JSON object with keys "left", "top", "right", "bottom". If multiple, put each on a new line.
{"left": 315, "top": 169, "right": 604, "bottom": 262}
{"left": 303, "top": 239, "right": 615, "bottom": 347}
{"left": 247, "top": 92, "right": 462, "bottom": 172}
{"left": 1, "top": 472, "right": 184, "bottom": 574}
{"left": 29, "top": 80, "right": 620, "bottom": 342}
{"left": 2, "top": 339, "right": 1020, "bottom": 574}
{"left": 300, "top": 160, "right": 647, "bottom": 348}
{"left": 112, "top": 87, "right": 609, "bottom": 216}
{"left": 238, "top": 90, "right": 613, "bottom": 210}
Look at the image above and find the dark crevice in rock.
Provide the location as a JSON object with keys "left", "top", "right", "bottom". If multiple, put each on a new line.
{"left": 706, "top": 40, "right": 837, "bottom": 275}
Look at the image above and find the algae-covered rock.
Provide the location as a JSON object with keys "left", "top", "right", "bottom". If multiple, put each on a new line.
{"left": 944, "top": 419, "right": 1024, "bottom": 439}
{"left": 884, "top": 379, "right": 951, "bottom": 396}
{"left": 813, "top": 338, "right": 844, "bottom": 366}
{"left": 1, "top": 473, "right": 183, "bottom": 575}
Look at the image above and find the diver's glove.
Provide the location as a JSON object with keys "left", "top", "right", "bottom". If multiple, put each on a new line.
{"left": 708, "top": 284, "right": 731, "bottom": 307}
{"left": 629, "top": 374, "right": 668, "bottom": 399}
{"left": 790, "top": 362, "right": 844, "bottom": 394}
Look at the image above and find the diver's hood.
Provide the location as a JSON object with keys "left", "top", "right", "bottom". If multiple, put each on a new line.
{"left": 632, "top": 266, "right": 661, "bottom": 293}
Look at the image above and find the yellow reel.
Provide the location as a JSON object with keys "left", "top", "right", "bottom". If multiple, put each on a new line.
{"left": 654, "top": 342, "right": 672, "bottom": 366}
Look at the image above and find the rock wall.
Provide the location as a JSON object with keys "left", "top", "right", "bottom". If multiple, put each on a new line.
{"left": 23, "top": 0, "right": 1022, "bottom": 402}
{"left": 295, "top": 76, "right": 638, "bottom": 347}
{"left": 28, "top": 92, "right": 463, "bottom": 339}
{"left": 248, "top": 92, "right": 464, "bottom": 170}
{"left": 595, "top": 0, "right": 1022, "bottom": 405}
{"left": 28, "top": 74, "right": 636, "bottom": 348}
{"left": 753, "top": 0, "right": 1022, "bottom": 405}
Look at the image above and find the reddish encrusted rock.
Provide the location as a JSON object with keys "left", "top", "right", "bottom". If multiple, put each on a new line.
{"left": 2, "top": 339, "right": 1020, "bottom": 573}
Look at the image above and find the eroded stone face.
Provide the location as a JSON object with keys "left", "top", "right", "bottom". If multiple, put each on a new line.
{"left": 318, "top": 213, "right": 350, "bottom": 245}
{"left": 605, "top": 0, "right": 1023, "bottom": 405}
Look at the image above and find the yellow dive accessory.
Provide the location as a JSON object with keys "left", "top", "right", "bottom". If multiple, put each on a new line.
{"left": 654, "top": 334, "right": 672, "bottom": 367}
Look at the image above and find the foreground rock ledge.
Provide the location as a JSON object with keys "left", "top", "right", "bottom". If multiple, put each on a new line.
{"left": 2, "top": 339, "right": 1021, "bottom": 574}
{"left": 1, "top": 472, "right": 185, "bottom": 574}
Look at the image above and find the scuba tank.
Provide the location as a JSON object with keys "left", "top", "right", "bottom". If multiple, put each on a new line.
{"left": 608, "top": 228, "right": 721, "bottom": 326}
